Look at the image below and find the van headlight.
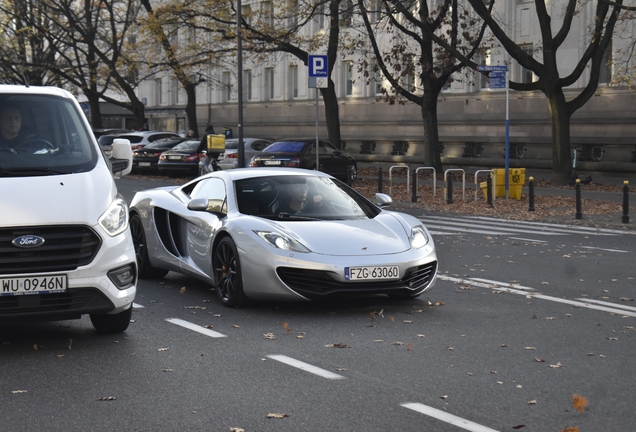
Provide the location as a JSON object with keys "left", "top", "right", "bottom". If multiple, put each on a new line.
{"left": 99, "top": 196, "right": 129, "bottom": 237}
{"left": 410, "top": 226, "right": 429, "bottom": 249}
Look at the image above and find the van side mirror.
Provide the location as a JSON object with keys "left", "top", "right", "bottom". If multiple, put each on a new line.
{"left": 110, "top": 138, "right": 132, "bottom": 177}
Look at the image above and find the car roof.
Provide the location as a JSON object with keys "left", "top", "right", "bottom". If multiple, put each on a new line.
{"left": 0, "top": 84, "right": 74, "bottom": 99}
{"left": 119, "top": 131, "right": 180, "bottom": 137}
{"left": 193, "top": 167, "right": 333, "bottom": 184}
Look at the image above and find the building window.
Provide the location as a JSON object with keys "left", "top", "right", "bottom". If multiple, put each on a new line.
{"left": 344, "top": 61, "right": 353, "bottom": 96}
{"left": 244, "top": 70, "right": 252, "bottom": 101}
{"left": 262, "top": 2, "right": 274, "bottom": 27}
{"left": 242, "top": 5, "right": 252, "bottom": 26}
{"left": 369, "top": 0, "right": 382, "bottom": 23}
{"left": 156, "top": 79, "right": 163, "bottom": 105}
{"left": 599, "top": 39, "right": 612, "bottom": 85}
{"left": 289, "top": 65, "right": 298, "bottom": 98}
{"left": 341, "top": 0, "right": 353, "bottom": 27}
{"left": 518, "top": 44, "right": 533, "bottom": 84}
{"left": 316, "top": 2, "right": 325, "bottom": 29}
{"left": 474, "top": 50, "right": 490, "bottom": 90}
{"left": 265, "top": 67, "right": 275, "bottom": 100}
{"left": 403, "top": 55, "right": 416, "bottom": 92}
{"left": 370, "top": 59, "right": 383, "bottom": 95}
{"left": 223, "top": 71, "right": 232, "bottom": 102}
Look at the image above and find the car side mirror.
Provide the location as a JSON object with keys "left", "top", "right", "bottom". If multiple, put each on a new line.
{"left": 110, "top": 138, "right": 132, "bottom": 178}
{"left": 375, "top": 193, "right": 393, "bottom": 208}
{"left": 187, "top": 197, "right": 227, "bottom": 217}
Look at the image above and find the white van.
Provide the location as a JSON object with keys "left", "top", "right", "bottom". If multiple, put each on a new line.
{"left": 0, "top": 85, "right": 136, "bottom": 333}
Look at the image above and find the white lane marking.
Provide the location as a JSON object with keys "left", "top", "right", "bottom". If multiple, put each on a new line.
{"left": 469, "top": 278, "right": 535, "bottom": 291}
{"left": 575, "top": 298, "right": 636, "bottom": 312}
{"left": 401, "top": 403, "right": 500, "bottom": 432}
{"left": 420, "top": 220, "right": 564, "bottom": 236}
{"left": 438, "top": 276, "right": 636, "bottom": 317}
{"left": 165, "top": 318, "right": 227, "bottom": 338}
{"left": 508, "top": 237, "right": 549, "bottom": 243}
{"left": 577, "top": 246, "right": 630, "bottom": 253}
{"left": 429, "top": 231, "right": 462, "bottom": 236}
{"left": 267, "top": 355, "right": 345, "bottom": 380}
{"left": 465, "top": 216, "right": 628, "bottom": 235}
{"left": 133, "top": 303, "right": 144, "bottom": 308}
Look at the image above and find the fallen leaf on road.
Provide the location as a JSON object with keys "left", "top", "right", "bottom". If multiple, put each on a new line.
{"left": 527, "top": 400, "right": 537, "bottom": 405}
{"left": 403, "top": 320, "right": 413, "bottom": 324}
{"left": 607, "top": 337, "right": 618, "bottom": 341}
{"left": 534, "top": 357, "right": 545, "bottom": 362}
{"left": 392, "top": 341, "right": 404, "bottom": 346}
{"left": 417, "top": 334, "right": 425, "bottom": 338}
{"left": 333, "top": 343, "right": 350, "bottom": 348}
{"left": 180, "top": 287, "right": 186, "bottom": 294}
{"left": 620, "top": 297, "right": 634, "bottom": 301}
{"left": 267, "top": 413, "right": 289, "bottom": 419}
{"left": 263, "top": 333, "right": 277, "bottom": 340}
{"left": 96, "top": 396, "right": 116, "bottom": 401}
{"left": 572, "top": 394, "right": 588, "bottom": 413}
{"left": 560, "top": 427, "right": 580, "bottom": 432}
{"left": 440, "top": 395, "right": 448, "bottom": 399}
{"left": 407, "top": 344, "right": 413, "bottom": 351}
{"left": 281, "top": 322, "right": 292, "bottom": 332}
{"left": 550, "top": 362, "right": 562, "bottom": 368}
{"left": 388, "top": 316, "right": 395, "bottom": 322}
{"left": 230, "top": 428, "right": 245, "bottom": 432}
{"left": 33, "top": 344, "right": 38, "bottom": 351}
{"left": 11, "top": 390, "right": 27, "bottom": 394}
{"left": 158, "top": 347, "right": 169, "bottom": 351}
{"left": 162, "top": 369, "right": 174, "bottom": 372}
{"left": 525, "top": 347, "right": 537, "bottom": 350}
{"left": 374, "top": 340, "right": 384, "bottom": 343}
{"left": 446, "top": 346, "right": 454, "bottom": 350}
{"left": 296, "top": 335, "right": 304, "bottom": 339}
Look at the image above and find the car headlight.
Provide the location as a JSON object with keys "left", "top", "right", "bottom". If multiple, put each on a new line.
{"left": 254, "top": 231, "right": 310, "bottom": 253}
{"left": 99, "top": 196, "right": 129, "bottom": 237}
{"left": 410, "top": 226, "right": 429, "bottom": 249}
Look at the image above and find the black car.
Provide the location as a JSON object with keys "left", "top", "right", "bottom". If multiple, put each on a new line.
{"left": 249, "top": 139, "right": 357, "bottom": 183}
{"left": 132, "top": 137, "right": 188, "bottom": 172}
{"left": 157, "top": 139, "right": 201, "bottom": 176}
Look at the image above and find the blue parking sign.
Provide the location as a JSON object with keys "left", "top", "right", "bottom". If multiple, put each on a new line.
{"left": 309, "top": 55, "right": 328, "bottom": 77}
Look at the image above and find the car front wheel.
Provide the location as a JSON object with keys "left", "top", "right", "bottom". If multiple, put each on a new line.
{"left": 213, "top": 237, "right": 248, "bottom": 307}
{"left": 130, "top": 214, "right": 169, "bottom": 279}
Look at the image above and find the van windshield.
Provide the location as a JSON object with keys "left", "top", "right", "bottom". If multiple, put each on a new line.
{"left": 0, "top": 94, "right": 98, "bottom": 177}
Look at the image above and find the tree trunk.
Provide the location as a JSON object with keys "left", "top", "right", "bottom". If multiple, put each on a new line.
{"left": 130, "top": 99, "right": 147, "bottom": 131}
{"left": 420, "top": 87, "right": 443, "bottom": 173}
{"left": 184, "top": 83, "right": 198, "bottom": 137}
{"left": 86, "top": 91, "right": 102, "bottom": 129}
{"left": 545, "top": 88, "right": 573, "bottom": 185}
{"left": 321, "top": 81, "right": 342, "bottom": 149}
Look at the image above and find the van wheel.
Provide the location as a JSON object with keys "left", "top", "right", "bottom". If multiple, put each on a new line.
{"left": 90, "top": 306, "right": 133, "bottom": 333}
{"left": 130, "top": 214, "right": 169, "bottom": 278}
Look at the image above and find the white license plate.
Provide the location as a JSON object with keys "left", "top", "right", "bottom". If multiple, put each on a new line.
{"left": 344, "top": 266, "right": 400, "bottom": 281}
{"left": 264, "top": 160, "right": 281, "bottom": 166}
{"left": 0, "top": 275, "right": 67, "bottom": 296}
{"left": 139, "top": 162, "right": 151, "bottom": 167}
{"left": 168, "top": 156, "right": 183, "bottom": 160}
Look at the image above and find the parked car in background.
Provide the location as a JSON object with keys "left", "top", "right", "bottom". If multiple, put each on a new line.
{"left": 132, "top": 137, "right": 188, "bottom": 173}
{"left": 157, "top": 139, "right": 201, "bottom": 176}
{"left": 250, "top": 139, "right": 357, "bottom": 183}
{"left": 93, "top": 128, "right": 129, "bottom": 139}
{"left": 129, "top": 168, "right": 437, "bottom": 307}
{"left": 217, "top": 138, "right": 272, "bottom": 170}
{"left": 98, "top": 132, "right": 128, "bottom": 157}
{"left": 117, "top": 131, "right": 181, "bottom": 151}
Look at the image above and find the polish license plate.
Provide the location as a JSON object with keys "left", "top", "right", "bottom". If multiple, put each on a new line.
{"left": 0, "top": 275, "right": 67, "bottom": 296}
{"left": 139, "top": 162, "right": 151, "bottom": 167}
{"left": 168, "top": 155, "right": 182, "bottom": 160}
{"left": 344, "top": 266, "right": 400, "bottom": 281}
{"left": 264, "top": 160, "right": 281, "bottom": 166}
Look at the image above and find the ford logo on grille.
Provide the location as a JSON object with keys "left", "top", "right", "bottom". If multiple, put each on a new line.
{"left": 12, "top": 235, "right": 46, "bottom": 248}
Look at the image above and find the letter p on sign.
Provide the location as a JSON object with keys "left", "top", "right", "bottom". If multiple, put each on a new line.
{"left": 309, "top": 55, "right": 328, "bottom": 77}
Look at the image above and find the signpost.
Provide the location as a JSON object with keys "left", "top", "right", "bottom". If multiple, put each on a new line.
{"left": 308, "top": 54, "right": 328, "bottom": 170}
{"left": 477, "top": 65, "right": 510, "bottom": 198}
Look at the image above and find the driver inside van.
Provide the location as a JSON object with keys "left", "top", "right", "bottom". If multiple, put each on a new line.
{"left": 0, "top": 105, "right": 29, "bottom": 149}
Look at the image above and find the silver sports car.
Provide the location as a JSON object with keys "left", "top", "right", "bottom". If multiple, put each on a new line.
{"left": 129, "top": 168, "right": 438, "bottom": 307}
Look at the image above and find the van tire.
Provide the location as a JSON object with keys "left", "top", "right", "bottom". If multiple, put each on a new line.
{"left": 130, "top": 214, "right": 169, "bottom": 279}
{"left": 90, "top": 306, "right": 133, "bottom": 333}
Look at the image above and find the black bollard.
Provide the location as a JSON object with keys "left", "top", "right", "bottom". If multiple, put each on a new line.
{"left": 446, "top": 173, "right": 454, "bottom": 204}
{"left": 623, "top": 181, "right": 630, "bottom": 224}
{"left": 575, "top": 179, "right": 582, "bottom": 220}
{"left": 411, "top": 170, "right": 417, "bottom": 203}
{"left": 486, "top": 174, "right": 493, "bottom": 207}
{"left": 378, "top": 167, "right": 383, "bottom": 194}
{"left": 528, "top": 176, "right": 535, "bottom": 212}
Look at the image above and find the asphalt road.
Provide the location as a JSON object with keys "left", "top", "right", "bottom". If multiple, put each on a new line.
{"left": 1, "top": 175, "right": 635, "bottom": 431}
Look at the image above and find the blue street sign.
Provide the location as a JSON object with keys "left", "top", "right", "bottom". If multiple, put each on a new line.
{"left": 308, "top": 55, "right": 329, "bottom": 77}
{"left": 489, "top": 70, "right": 507, "bottom": 88}
{"left": 477, "top": 65, "right": 508, "bottom": 72}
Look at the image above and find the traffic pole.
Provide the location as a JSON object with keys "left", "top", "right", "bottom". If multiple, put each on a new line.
{"left": 575, "top": 179, "right": 582, "bottom": 220}
{"left": 623, "top": 181, "right": 630, "bottom": 224}
{"left": 528, "top": 176, "right": 535, "bottom": 212}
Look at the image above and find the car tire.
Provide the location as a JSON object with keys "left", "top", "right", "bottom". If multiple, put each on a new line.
{"left": 130, "top": 213, "right": 169, "bottom": 279}
{"left": 213, "top": 237, "right": 248, "bottom": 307}
{"left": 90, "top": 306, "right": 133, "bottom": 333}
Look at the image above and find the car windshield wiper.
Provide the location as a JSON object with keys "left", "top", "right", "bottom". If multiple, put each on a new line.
{"left": 276, "top": 212, "right": 322, "bottom": 221}
{"left": 0, "top": 167, "right": 70, "bottom": 176}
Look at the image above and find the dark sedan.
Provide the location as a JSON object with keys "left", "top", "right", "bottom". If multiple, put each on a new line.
{"left": 132, "top": 137, "right": 188, "bottom": 172}
{"left": 157, "top": 139, "right": 201, "bottom": 176}
{"left": 249, "top": 139, "right": 357, "bottom": 183}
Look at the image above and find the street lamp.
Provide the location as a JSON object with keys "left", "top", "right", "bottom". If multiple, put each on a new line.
{"left": 237, "top": 0, "right": 245, "bottom": 168}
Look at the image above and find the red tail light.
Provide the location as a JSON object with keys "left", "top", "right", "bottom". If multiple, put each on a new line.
{"left": 185, "top": 154, "right": 199, "bottom": 162}
{"left": 286, "top": 158, "right": 300, "bottom": 167}
{"left": 227, "top": 153, "right": 238, "bottom": 159}
{"left": 131, "top": 145, "right": 144, "bottom": 150}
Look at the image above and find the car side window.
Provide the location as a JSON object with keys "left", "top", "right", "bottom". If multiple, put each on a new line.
{"left": 311, "top": 142, "right": 330, "bottom": 155}
{"left": 190, "top": 178, "right": 227, "bottom": 212}
{"left": 252, "top": 141, "right": 269, "bottom": 151}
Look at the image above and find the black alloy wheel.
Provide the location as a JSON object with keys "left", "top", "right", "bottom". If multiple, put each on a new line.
{"left": 130, "top": 214, "right": 169, "bottom": 279}
{"left": 213, "top": 237, "right": 248, "bottom": 307}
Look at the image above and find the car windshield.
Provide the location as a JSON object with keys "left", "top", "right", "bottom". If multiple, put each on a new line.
{"left": 234, "top": 175, "right": 378, "bottom": 220}
{"left": 172, "top": 140, "right": 199, "bottom": 152}
{"left": 263, "top": 141, "right": 305, "bottom": 153}
{"left": 146, "top": 139, "right": 180, "bottom": 149}
{"left": 0, "top": 93, "right": 98, "bottom": 177}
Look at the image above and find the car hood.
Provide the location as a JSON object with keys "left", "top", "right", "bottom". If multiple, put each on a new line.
{"left": 278, "top": 213, "right": 411, "bottom": 256}
{"left": 0, "top": 169, "right": 117, "bottom": 227}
